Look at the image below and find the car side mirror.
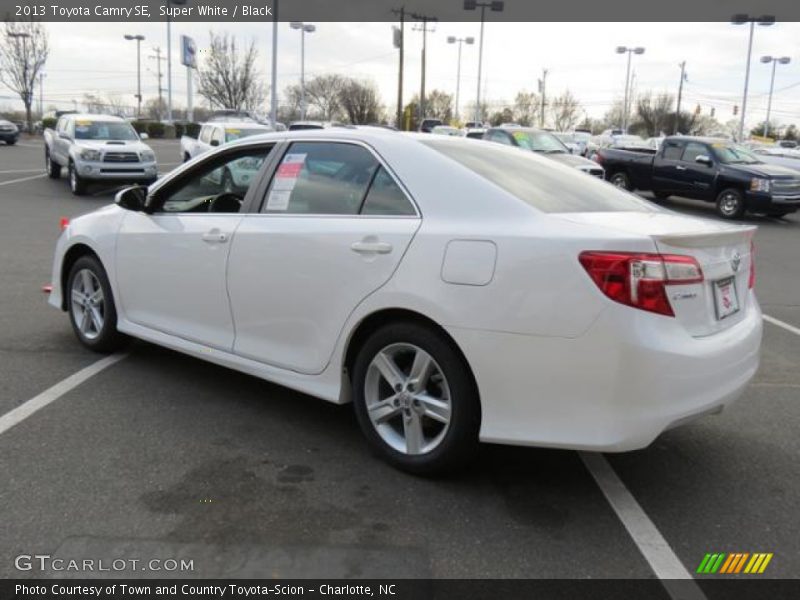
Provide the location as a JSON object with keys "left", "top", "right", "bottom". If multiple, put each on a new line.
{"left": 695, "top": 155, "right": 712, "bottom": 166}
{"left": 115, "top": 185, "right": 148, "bottom": 212}
{"left": 139, "top": 132, "right": 149, "bottom": 140}
{"left": 210, "top": 139, "right": 220, "bottom": 147}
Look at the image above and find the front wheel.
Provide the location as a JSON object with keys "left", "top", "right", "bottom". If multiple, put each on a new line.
{"left": 6, "top": 139, "right": 16, "bottom": 146}
{"left": 69, "top": 162, "right": 88, "bottom": 196}
{"left": 352, "top": 322, "right": 480, "bottom": 475}
{"left": 609, "top": 171, "right": 632, "bottom": 191}
{"left": 46, "top": 150, "right": 61, "bottom": 178}
{"left": 67, "top": 255, "right": 128, "bottom": 353}
{"left": 716, "top": 188, "right": 746, "bottom": 219}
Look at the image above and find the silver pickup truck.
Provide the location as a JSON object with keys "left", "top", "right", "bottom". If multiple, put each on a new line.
{"left": 44, "top": 114, "right": 158, "bottom": 195}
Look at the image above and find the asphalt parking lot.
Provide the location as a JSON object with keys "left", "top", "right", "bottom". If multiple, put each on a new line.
{"left": 0, "top": 138, "right": 798, "bottom": 587}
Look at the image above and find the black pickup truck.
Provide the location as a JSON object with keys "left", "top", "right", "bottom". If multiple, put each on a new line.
{"left": 595, "top": 136, "right": 800, "bottom": 219}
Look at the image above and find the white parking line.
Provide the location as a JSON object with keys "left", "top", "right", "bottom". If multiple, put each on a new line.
{"left": 0, "top": 173, "right": 47, "bottom": 187}
{"left": 580, "top": 452, "right": 707, "bottom": 599}
{"left": 763, "top": 314, "right": 800, "bottom": 337}
{"left": 0, "top": 354, "right": 126, "bottom": 436}
{"left": 0, "top": 168, "right": 44, "bottom": 174}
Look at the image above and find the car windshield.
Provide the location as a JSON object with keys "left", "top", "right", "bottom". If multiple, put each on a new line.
{"left": 74, "top": 120, "right": 139, "bottom": 141}
{"left": 554, "top": 133, "right": 575, "bottom": 143}
{"left": 511, "top": 130, "right": 569, "bottom": 154}
{"left": 713, "top": 144, "right": 762, "bottom": 165}
{"left": 423, "top": 139, "right": 656, "bottom": 214}
{"left": 225, "top": 128, "right": 271, "bottom": 142}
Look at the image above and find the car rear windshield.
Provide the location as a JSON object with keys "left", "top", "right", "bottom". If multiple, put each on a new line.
{"left": 422, "top": 139, "right": 656, "bottom": 214}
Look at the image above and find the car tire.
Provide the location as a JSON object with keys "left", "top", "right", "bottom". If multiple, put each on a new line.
{"left": 352, "top": 321, "right": 480, "bottom": 475}
{"left": 46, "top": 150, "right": 61, "bottom": 179}
{"left": 67, "top": 255, "right": 128, "bottom": 353}
{"left": 653, "top": 191, "right": 670, "bottom": 200}
{"left": 68, "top": 161, "right": 87, "bottom": 196}
{"left": 609, "top": 171, "right": 632, "bottom": 191}
{"left": 6, "top": 139, "right": 16, "bottom": 145}
{"left": 715, "top": 188, "right": 746, "bottom": 219}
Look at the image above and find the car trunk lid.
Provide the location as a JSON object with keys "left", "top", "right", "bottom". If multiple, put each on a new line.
{"left": 558, "top": 211, "right": 756, "bottom": 337}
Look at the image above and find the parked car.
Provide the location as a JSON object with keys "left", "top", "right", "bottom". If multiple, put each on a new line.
{"left": 48, "top": 129, "right": 761, "bottom": 474}
{"left": 43, "top": 114, "right": 158, "bottom": 195}
{"left": 181, "top": 121, "right": 273, "bottom": 162}
{"left": 464, "top": 128, "right": 486, "bottom": 140}
{"left": 777, "top": 140, "right": 797, "bottom": 149}
{"left": 645, "top": 137, "right": 665, "bottom": 151}
{"left": 0, "top": 118, "right": 19, "bottom": 145}
{"left": 418, "top": 118, "right": 443, "bottom": 133}
{"left": 553, "top": 132, "right": 582, "bottom": 155}
{"left": 483, "top": 127, "right": 605, "bottom": 179}
{"left": 462, "top": 121, "right": 484, "bottom": 129}
{"left": 595, "top": 136, "right": 800, "bottom": 218}
{"left": 431, "top": 125, "right": 463, "bottom": 137}
{"left": 747, "top": 145, "right": 800, "bottom": 173}
{"left": 288, "top": 121, "right": 327, "bottom": 131}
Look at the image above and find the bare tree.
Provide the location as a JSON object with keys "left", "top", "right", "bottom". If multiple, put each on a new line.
{"left": 339, "top": 78, "right": 382, "bottom": 124}
{"left": 197, "top": 32, "right": 265, "bottom": 112}
{"left": 145, "top": 97, "right": 167, "bottom": 120}
{"left": 513, "top": 91, "right": 539, "bottom": 126}
{"left": 305, "top": 74, "right": 345, "bottom": 121}
{"left": 550, "top": 90, "right": 580, "bottom": 131}
{"left": 0, "top": 19, "right": 49, "bottom": 132}
{"left": 279, "top": 84, "right": 303, "bottom": 123}
{"left": 635, "top": 92, "right": 674, "bottom": 137}
{"left": 82, "top": 93, "right": 105, "bottom": 114}
{"left": 105, "top": 93, "right": 129, "bottom": 117}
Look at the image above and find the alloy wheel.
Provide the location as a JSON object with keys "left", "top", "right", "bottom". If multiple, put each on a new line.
{"left": 71, "top": 268, "right": 105, "bottom": 340}
{"left": 364, "top": 343, "right": 452, "bottom": 455}
{"left": 719, "top": 192, "right": 741, "bottom": 217}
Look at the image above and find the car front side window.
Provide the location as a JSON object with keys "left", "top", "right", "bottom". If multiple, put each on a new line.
{"left": 155, "top": 147, "right": 272, "bottom": 214}
{"left": 262, "top": 142, "right": 379, "bottom": 215}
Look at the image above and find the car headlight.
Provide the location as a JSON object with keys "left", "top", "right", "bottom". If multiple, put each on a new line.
{"left": 79, "top": 149, "right": 101, "bottom": 161}
{"left": 140, "top": 150, "right": 156, "bottom": 162}
{"left": 750, "top": 178, "right": 771, "bottom": 193}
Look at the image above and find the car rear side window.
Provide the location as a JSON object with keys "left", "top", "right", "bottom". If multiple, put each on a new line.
{"left": 422, "top": 139, "right": 657, "bottom": 213}
{"left": 360, "top": 167, "right": 416, "bottom": 216}
{"left": 263, "top": 142, "right": 379, "bottom": 215}
{"left": 661, "top": 142, "right": 684, "bottom": 160}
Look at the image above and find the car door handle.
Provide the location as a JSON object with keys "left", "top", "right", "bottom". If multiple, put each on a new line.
{"left": 351, "top": 240, "right": 393, "bottom": 255}
{"left": 201, "top": 230, "right": 228, "bottom": 243}
{"left": 676, "top": 165, "right": 687, "bottom": 171}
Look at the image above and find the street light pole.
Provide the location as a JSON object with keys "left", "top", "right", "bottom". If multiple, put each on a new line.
{"left": 447, "top": 36, "right": 474, "bottom": 123}
{"left": 761, "top": 55, "right": 791, "bottom": 138}
{"left": 732, "top": 14, "right": 775, "bottom": 141}
{"left": 290, "top": 22, "right": 316, "bottom": 121}
{"left": 464, "top": 1, "right": 504, "bottom": 125}
{"left": 124, "top": 34, "right": 145, "bottom": 118}
{"left": 166, "top": 0, "right": 188, "bottom": 122}
{"left": 270, "top": 0, "right": 279, "bottom": 127}
{"left": 615, "top": 46, "right": 645, "bottom": 133}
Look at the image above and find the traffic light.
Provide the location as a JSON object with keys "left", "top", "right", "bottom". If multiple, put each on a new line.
{"left": 733, "top": 105, "right": 739, "bottom": 116}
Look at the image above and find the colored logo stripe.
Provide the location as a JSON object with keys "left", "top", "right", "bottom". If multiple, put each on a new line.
{"left": 697, "top": 552, "right": 773, "bottom": 574}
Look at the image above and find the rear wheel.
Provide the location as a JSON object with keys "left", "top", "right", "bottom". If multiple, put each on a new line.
{"left": 67, "top": 255, "right": 128, "bottom": 353}
{"left": 46, "top": 150, "right": 61, "bottom": 179}
{"left": 609, "top": 171, "right": 632, "bottom": 191}
{"left": 352, "top": 322, "right": 480, "bottom": 475}
{"left": 715, "top": 188, "right": 746, "bottom": 219}
{"left": 69, "top": 162, "right": 88, "bottom": 196}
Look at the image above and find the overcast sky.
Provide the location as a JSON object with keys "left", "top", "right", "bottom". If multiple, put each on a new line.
{"left": 2, "top": 21, "right": 799, "bottom": 128}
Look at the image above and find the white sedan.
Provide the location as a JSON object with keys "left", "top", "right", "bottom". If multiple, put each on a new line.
{"left": 48, "top": 129, "right": 762, "bottom": 474}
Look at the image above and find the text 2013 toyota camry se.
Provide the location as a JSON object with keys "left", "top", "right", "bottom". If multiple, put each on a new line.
{"left": 47, "top": 129, "right": 762, "bottom": 474}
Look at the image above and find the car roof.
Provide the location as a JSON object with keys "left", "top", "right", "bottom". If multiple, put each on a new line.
{"left": 666, "top": 135, "right": 734, "bottom": 144}
{"left": 65, "top": 114, "right": 126, "bottom": 122}
{"left": 205, "top": 121, "right": 272, "bottom": 129}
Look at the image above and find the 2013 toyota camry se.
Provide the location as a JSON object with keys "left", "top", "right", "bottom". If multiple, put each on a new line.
{"left": 48, "top": 129, "right": 762, "bottom": 474}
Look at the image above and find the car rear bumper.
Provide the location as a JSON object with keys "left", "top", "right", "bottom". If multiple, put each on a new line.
{"left": 448, "top": 295, "right": 762, "bottom": 451}
{"left": 0, "top": 132, "right": 19, "bottom": 142}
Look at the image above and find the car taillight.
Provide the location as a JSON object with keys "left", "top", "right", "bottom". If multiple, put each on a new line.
{"left": 579, "top": 251, "right": 704, "bottom": 317}
{"left": 59, "top": 217, "right": 70, "bottom": 231}
{"left": 749, "top": 240, "right": 755, "bottom": 289}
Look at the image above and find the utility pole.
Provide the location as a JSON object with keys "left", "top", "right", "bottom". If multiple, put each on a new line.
{"left": 410, "top": 12, "right": 436, "bottom": 122}
{"left": 674, "top": 61, "right": 686, "bottom": 134}
{"left": 38, "top": 72, "right": 45, "bottom": 117}
{"left": 539, "top": 69, "right": 548, "bottom": 128}
{"left": 270, "top": 0, "right": 279, "bottom": 127}
{"left": 391, "top": 7, "right": 405, "bottom": 129}
{"left": 149, "top": 46, "right": 166, "bottom": 120}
